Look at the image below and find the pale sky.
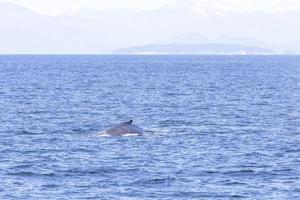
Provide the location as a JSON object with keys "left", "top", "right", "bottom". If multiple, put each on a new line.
{"left": 0, "top": 0, "right": 300, "bottom": 53}
{"left": 0, "top": 0, "right": 300, "bottom": 15}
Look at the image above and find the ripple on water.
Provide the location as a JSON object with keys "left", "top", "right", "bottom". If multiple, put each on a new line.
{"left": 15, "top": 130, "right": 44, "bottom": 135}
{"left": 132, "top": 176, "right": 177, "bottom": 186}
{"left": 7, "top": 171, "right": 56, "bottom": 177}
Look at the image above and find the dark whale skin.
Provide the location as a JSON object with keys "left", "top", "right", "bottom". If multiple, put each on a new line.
{"left": 105, "top": 120, "right": 143, "bottom": 136}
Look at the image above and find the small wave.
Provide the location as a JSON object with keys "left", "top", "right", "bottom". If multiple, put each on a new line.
{"left": 29, "top": 110, "right": 48, "bottom": 114}
{"left": 222, "top": 180, "right": 247, "bottom": 186}
{"left": 235, "top": 164, "right": 270, "bottom": 169}
{"left": 97, "top": 131, "right": 141, "bottom": 137}
{"left": 97, "top": 132, "right": 111, "bottom": 137}
{"left": 224, "top": 169, "right": 256, "bottom": 175}
{"left": 223, "top": 169, "right": 277, "bottom": 177}
{"left": 9, "top": 164, "right": 33, "bottom": 170}
{"left": 148, "top": 128, "right": 170, "bottom": 133}
{"left": 143, "top": 128, "right": 173, "bottom": 137}
{"left": 203, "top": 170, "right": 218, "bottom": 174}
{"left": 230, "top": 194, "right": 247, "bottom": 199}
{"left": 272, "top": 168, "right": 292, "bottom": 173}
{"left": 71, "top": 127, "right": 90, "bottom": 134}
{"left": 16, "top": 130, "right": 44, "bottom": 135}
{"left": 285, "top": 148, "right": 300, "bottom": 153}
{"left": 69, "top": 147, "right": 97, "bottom": 153}
{"left": 7, "top": 171, "right": 56, "bottom": 177}
{"left": 293, "top": 188, "right": 300, "bottom": 193}
{"left": 173, "top": 191, "right": 229, "bottom": 198}
{"left": 58, "top": 167, "right": 129, "bottom": 176}
{"left": 133, "top": 176, "right": 177, "bottom": 185}
{"left": 96, "top": 130, "right": 109, "bottom": 136}
{"left": 41, "top": 183, "right": 61, "bottom": 189}
{"left": 244, "top": 152, "right": 269, "bottom": 157}
{"left": 122, "top": 133, "right": 140, "bottom": 137}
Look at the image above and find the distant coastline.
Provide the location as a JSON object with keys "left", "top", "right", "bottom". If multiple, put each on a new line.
{"left": 113, "top": 43, "right": 275, "bottom": 55}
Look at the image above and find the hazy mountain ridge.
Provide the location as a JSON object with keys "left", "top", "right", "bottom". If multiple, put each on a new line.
{"left": 0, "top": 2, "right": 299, "bottom": 54}
{"left": 113, "top": 43, "right": 273, "bottom": 55}
{"left": 157, "top": 33, "right": 266, "bottom": 47}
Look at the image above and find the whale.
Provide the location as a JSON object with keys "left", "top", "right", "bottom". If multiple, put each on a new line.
{"left": 100, "top": 120, "right": 143, "bottom": 136}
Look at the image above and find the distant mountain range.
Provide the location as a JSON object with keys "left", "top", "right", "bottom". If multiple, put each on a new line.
{"left": 0, "top": 2, "right": 300, "bottom": 54}
{"left": 114, "top": 43, "right": 273, "bottom": 55}
{"left": 156, "top": 33, "right": 266, "bottom": 47}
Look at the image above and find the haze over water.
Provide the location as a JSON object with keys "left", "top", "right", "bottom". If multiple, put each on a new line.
{"left": 1, "top": 55, "right": 300, "bottom": 199}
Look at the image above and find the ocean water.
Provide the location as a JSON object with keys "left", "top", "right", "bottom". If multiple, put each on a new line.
{"left": 0, "top": 55, "right": 300, "bottom": 200}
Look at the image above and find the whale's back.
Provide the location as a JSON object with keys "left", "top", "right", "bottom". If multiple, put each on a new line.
{"left": 105, "top": 121, "right": 143, "bottom": 136}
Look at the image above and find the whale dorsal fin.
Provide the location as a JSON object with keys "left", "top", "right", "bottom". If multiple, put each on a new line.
{"left": 120, "top": 120, "right": 133, "bottom": 125}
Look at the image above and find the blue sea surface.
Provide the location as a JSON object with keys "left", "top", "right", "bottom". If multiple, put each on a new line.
{"left": 0, "top": 55, "right": 300, "bottom": 199}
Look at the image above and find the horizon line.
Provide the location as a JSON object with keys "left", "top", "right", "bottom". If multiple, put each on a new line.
{"left": 0, "top": 54, "right": 299, "bottom": 56}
